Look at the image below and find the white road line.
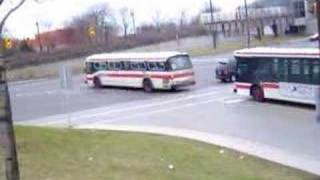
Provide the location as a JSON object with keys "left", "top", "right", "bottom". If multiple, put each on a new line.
{"left": 86, "top": 96, "right": 227, "bottom": 125}
{"left": 21, "top": 85, "right": 235, "bottom": 126}
{"left": 45, "top": 92, "right": 223, "bottom": 125}
{"left": 26, "top": 90, "right": 232, "bottom": 126}
{"left": 224, "top": 98, "right": 247, "bottom": 104}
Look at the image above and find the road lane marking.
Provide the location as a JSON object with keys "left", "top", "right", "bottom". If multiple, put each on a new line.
{"left": 46, "top": 91, "right": 223, "bottom": 125}
{"left": 86, "top": 97, "right": 227, "bottom": 125}
{"left": 23, "top": 89, "right": 233, "bottom": 126}
{"left": 224, "top": 98, "right": 247, "bottom": 104}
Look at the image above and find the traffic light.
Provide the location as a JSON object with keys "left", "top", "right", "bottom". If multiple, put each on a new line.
{"left": 87, "top": 26, "right": 96, "bottom": 38}
{"left": 2, "top": 38, "right": 13, "bottom": 49}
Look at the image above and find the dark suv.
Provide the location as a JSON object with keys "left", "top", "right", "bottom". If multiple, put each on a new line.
{"left": 215, "top": 58, "right": 237, "bottom": 82}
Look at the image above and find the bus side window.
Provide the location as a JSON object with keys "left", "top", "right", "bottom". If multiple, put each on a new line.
{"left": 147, "top": 62, "right": 157, "bottom": 71}
{"left": 156, "top": 62, "right": 166, "bottom": 71}
{"left": 108, "top": 62, "right": 114, "bottom": 70}
{"left": 236, "top": 58, "right": 249, "bottom": 82}
{"left": 289, "top": 59, "right": 302, "bottom": 83}
{"left": 255, "top": 58, "right": 272, "bottom": 82}
{"left": 99, "top": 62, "right": 107, "bottom": 71}
{"left": 312, "top": 60, "right": 320, "bottom": 84}
{"left": 92, "top": 62, "right": 101, "bottom": 72}
{"left": 302, "top": 60, "right": 311, "bottom": 84}
{"left": 130, "top": 62, "right": 139, "bottom": 71}
{"left": 114, "top": 62, "right": 123, "bottom": 71}
{"left": 138, "top": 62, "right": 147, "bottom": 71}
{"left": 272, "top": 58, "right": 279, "bottom": 81}
{"left": 123, "top": 61, "right": 131, "bottom": 71}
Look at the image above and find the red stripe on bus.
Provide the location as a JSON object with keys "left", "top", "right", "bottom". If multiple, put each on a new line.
{"left": 173, "top": 72, "right": 195, "bottom": 78}
{"left": 108, "top": 74, "right": 144, "bottom": 78}
{"left": 87, "top": 72, "right": 194, "bottom": 80}
{"left": 235, "top": 84, "right": 251, "bottom": 89}
{"left": 262, "top": 83, "right": 279, "bottom": 89}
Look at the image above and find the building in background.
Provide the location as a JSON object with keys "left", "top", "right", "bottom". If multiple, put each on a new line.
{"left": 305, "top": 0, "right": 318, "bottom": 34}
{"left": 28, "top": 28, "right": 80, "bottom": 52}
{"left": 200, "top": 0, "right": 314, "bottom": 36}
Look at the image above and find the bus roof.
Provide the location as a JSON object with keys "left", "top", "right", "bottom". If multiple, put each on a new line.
{"left": 86, "top": 51, "right": 188, "bottom": 62}
{"left": 234, "top": 47, "right": 320, "bottom": 59}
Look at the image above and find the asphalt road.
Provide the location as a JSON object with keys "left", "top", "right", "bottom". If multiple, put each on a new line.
{"left": 10, "top": 53, "right": 231, "bottom": 122}
{"left": 10, "top": 38, "right": 320, "bottom": 166}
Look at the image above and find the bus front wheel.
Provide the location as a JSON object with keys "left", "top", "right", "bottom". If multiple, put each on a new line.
{"left": 143, "top": 79, "right": 153, "bottom": 93}
{"left": 93, "top": 77, "right": 102, "bottom": 88}
{"left": 251, "top": 86, "right": 265, "bottom": 102}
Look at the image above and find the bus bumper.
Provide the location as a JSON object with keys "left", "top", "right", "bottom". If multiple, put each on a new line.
{"left": 171, "top": 80, "right": 196, "bottom": 89}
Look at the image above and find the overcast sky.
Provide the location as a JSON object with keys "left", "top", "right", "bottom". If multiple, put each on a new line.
{"left": 0, "top": 0, "right": 253, "bottom": 39}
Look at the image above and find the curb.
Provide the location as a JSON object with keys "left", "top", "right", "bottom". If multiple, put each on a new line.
{"left": 75, "top": 124, "right": 320, "bottom": 176}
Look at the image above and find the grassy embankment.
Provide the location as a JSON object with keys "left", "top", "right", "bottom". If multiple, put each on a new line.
{"left": 0, "top": 126, "right": 318, "bottom": 180}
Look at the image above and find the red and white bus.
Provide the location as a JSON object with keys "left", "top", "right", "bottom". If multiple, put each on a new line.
{"left": 234, "top": 47, "right": 320, "bottom": 105}
{"left": 84, "top": 52, "right": 196, "bottom": 92}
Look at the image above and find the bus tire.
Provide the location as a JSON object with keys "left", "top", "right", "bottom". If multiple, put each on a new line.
{"left": 251, "top": 86, "right": 265, "bottom": 102}
{"left": 93, "top": 77, "right": 102, "bottom": 88}
{"left": 143, "top": 79, "right": 153, "bottom": 93}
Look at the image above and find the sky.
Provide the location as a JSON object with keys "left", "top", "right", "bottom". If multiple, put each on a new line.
{"left": 0, "top": 0, "right": 253, "bottom": 39}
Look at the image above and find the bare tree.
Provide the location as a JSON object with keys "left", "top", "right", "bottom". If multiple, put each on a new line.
{"left": 68, "top": 2, "right": 117, "bottom": 45}
{"left": 152, "top": 10, "right": 163, "bottom": 32}
{"left": 201, "top": 2, "right": 221, "bottom": 13}
{"left": 0, "top": 0, "right": 27, "bottom": 40}
{"left": 119, "top": 7, "right": 130, "bottom": 38}
{"left": 179, "top": 11, "right": 187, "bottom": 34}
{"left": 130, "top": 10, "right": 136, "bottom": 35}
{"left": 88, "top": 3, "right": 116, "bottom": 43}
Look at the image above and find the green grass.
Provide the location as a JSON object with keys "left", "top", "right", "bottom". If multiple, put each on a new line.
{"left": 0, "top": 126, "right": 318, "bottom": 180}
{"left": 187, "top": 35, "right": 304, "bottom": 57}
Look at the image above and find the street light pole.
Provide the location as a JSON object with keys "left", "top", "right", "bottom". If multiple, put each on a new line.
{"left": 35, "top": 22, "right": 43, "bottom": 53}
{"left": 244, "top": 0, "right": 250, "bottom": 48}
{"left": 209, "top": 0, "right": 217, "bottom": 49}
{"left": 316, "top": 0, "right": 320, "bottom": 123}
{"left": 130, "top": 10, "right": 136, "bottom": 36}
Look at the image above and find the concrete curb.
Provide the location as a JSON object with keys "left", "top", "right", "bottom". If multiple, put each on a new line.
{"left": 75, "top": 124, "right": 320, "bottom": 176}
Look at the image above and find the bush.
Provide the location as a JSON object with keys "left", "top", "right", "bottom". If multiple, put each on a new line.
{"left": 19, "top": 40, "right": 34, "bottom": 52}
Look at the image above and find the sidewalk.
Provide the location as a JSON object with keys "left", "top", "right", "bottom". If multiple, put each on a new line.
{"left": 74, "top": 124, "right": 320, "bottom": 176}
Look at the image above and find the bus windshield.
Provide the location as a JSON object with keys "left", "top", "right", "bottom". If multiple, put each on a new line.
{"left": 167, "top": 55, "right": 192, "bottom": 71}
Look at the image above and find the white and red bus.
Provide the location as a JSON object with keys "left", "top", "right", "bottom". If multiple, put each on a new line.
{"left": 84, "top": 52, "right": 196, "bottom": 92}
{"left": 234, "top": 47, "right": 320, "bottom": 105}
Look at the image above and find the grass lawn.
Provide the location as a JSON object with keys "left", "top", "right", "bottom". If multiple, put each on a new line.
{"left": 0, "top": 126, "right": 318, "bottom": 180}
{"left": 187, "top": 35, "right": 304, "bottom": 57}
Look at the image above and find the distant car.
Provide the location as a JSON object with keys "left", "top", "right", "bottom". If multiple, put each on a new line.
{"left": 215, "top": 58, "right": 236, "bottom": 82}
{"left": 309, "top": 33, "right": 319, "bottom": 41}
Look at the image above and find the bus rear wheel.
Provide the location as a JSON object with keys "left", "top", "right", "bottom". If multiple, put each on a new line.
{"left": 143, "top": 79, "right": 153, "bottom": 93}
{"left": 93, "top": 77, "right": 102, "bottom": 88}
{"left": 252, "top": 86, "right": 265, "bottom": 102}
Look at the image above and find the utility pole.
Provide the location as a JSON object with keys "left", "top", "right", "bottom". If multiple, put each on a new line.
{"left": 244, "top": 0, "right": 250, "bottom": 48}
{"left": 209, "top": 0, "right": 217, "bottom": 49}
{"left": 0, "top": 57, "right": 20, "bottom": 180}
{"left": 316, "top": 0, "right": 320, "bottom": 123}
{"left": 35, "top": 22, "right": 43, "bottom": 53}
{"left": 130, "top": 10, "right": 136, "bottom": 36}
